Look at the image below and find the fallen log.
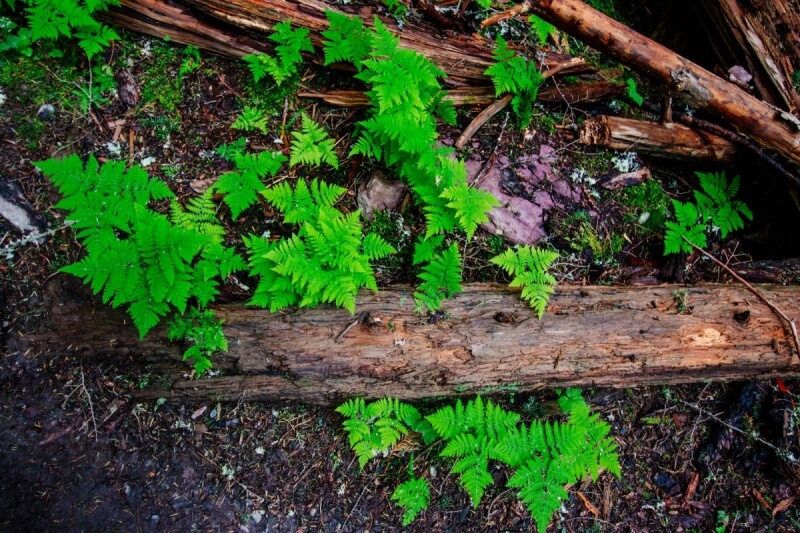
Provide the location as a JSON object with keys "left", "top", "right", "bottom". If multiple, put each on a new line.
{"left": 695, "top": 0, "right": 800, "bottom": 112}
{"left": 579, "top": 115, "right": 738, "bottom": 163}
{"left": 530, "top": 0, "right": 800, "bottom": 168}
{"left": 105, "top": 0, "right": 583, "bottom": 87}
{"left": 13, "top": 281, "right": 800, "bottom": 405}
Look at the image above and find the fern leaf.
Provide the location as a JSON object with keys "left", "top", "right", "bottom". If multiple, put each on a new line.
{"left": 491, "top": 246, "right": 559, "bottom": 319}
{"left": 321, "top": 11, "right": 372, "bottom": 69}
{"left": 441, "top": 182, "right": 500, "bottom": 240}
{"left": 391, "top": 475, "right": 430, "bottom": 526}
{"left": 414, "top": 243, "right": 462, "bottom": 312}
{"left": 289, "top": 113, "right": 339, "bottom": 169}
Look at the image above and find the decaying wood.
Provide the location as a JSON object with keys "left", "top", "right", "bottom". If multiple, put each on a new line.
{"left": 695, "top": 0, "right": 800, "bottom": 112}
{"left": 579, "top": 115, "right": 738, "bottom": 163}
{"left": 106, "top": 0, "right": 582, "bottom": 87}
{"left": 299, "top": 80, "right": 624, "bottom": 110}
{"left": 531, "top": 0, "right": 800, "bottom": 168}
{"left": 14, "top": 281, "right": 800, "bottom": 405}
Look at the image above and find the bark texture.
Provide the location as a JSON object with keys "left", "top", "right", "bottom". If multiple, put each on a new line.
{"left": 15, "top": 281, "right": 800, "bottom": 405}
{"left": 531, "top": 0, "right": 800, "bottom": 167}
{"left": 579, "top": 115, "right": 738, "bottom": 163}
{"left": 695, "top": 0, "right": 800, "bottom": 112}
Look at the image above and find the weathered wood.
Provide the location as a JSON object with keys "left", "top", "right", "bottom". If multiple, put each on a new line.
{"left": 14, "top": 281, "right": 800, "bottom": 405}
{"left": 695, "top": 0, "right": 800, "bottom": 112}
{"left": 579, "top": 115, "right": 738, "bottom": 163}
{"left": 531, "top": 0, "right": 800, "bottom": 167}
{"left": 106, "top": 0, "right": 581, "bottom": 87}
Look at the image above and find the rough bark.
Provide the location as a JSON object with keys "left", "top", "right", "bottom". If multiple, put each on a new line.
{"left": 14, "top": 281, "right": 800, "bottom": 405}
{"left": 531, "top": 0, "right": 800, "bottom": 167}
{"left": 106, "top": 0, "right": 579, "bottom": 87}
{"left": 579, "top": 115, "right": 738, "bottom": 163}
{"left": 694, "top": 0, "right": 800, "bottom": 112}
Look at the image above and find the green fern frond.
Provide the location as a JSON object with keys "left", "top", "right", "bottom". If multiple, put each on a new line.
{"left": 491, "top": 246, "right": 558, "bottom": 319}
{"left": 392, "top": 475, "right": 430, "bottom": 526}
{"left": 414, "top": 243, "right": 462, "bottom": 312}
{"left": 321, "top": 10, "right": 372, "bottom": 69}
{"left": 289, "top": 113, "right": 339, "bottom": 169}
{"left": 528, "top": 15, "right": 556, "bottom": 45}
{"left": 232, "top": 106, "right": 269, "bottom": 134}
{"left": 441, "top": 182, "right": 500, "bottom": 240}
{"left": 484, "top": 36, "right": 543, "bottom": 127}
{"left": 214, "top": 150, "right": 286, "bottom": 219}
{"left": 170, "top": 190, "right": 225, "bottom": 244}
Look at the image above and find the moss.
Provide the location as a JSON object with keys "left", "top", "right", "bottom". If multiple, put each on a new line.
{"left": 559, "top": 210, "right": 624, "bottom": 265}
{"left": 617, "top": 179, "right": 670, "bottom": 234}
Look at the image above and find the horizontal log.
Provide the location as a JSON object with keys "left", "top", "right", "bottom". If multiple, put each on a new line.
{"left": 579, "top": 115, "right": 738, "bottom": 163}
{"left": 107, "top": 0, "right": 584, "bottom": 87}
{"left": 14, "top": 281, "right": 800, "bottom": 405}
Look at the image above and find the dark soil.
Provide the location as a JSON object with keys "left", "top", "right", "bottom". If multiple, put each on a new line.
{"left": 2, "top": 15, "right": 800, "bottom": 533}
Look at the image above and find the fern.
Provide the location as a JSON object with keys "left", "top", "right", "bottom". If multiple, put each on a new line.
{"left": 413, "top": 241, "right": 462, "bottom": 313}
{"left": 528, "top": 15, "right": 556, "bottom": 45}
{"left": 242, "top": 20, "right": 313, "bottom": 86}
{"left": 484, "top": 36, "right": 544, "bottom": 127}
{"left": 3, "top": 0, "right": 119, "bottom": 58}
{"left": 167, "top": 308, "right": 227, "bottom": 374}
{"left": 171, "top": 190, "right": 225, "bottom": 245}
{"left": 289, "top": 113, "right": 339, "bottom": 169}
{"left": 39, "top": 154, "right": 244, "bottom": 373}
{"left": 339, "top": 391, "right": 620, "bottom": 531}
{"left": 664, "top": 200, "right": 707, "bottom": 255}
{"left": 625, "top": 77, "right": 644, "bottom": 106}
{"left": 392, "top": 469, "right": 430, "bottom": 526}
{"left": 490, "top": 246, "right": 559, "bottom": 319}
{"left": 336, "top": 398, "right": 429, "bottom": 468}
{"left": 246, "top": 179, "right": 395, "bottom": 313}
{"left": 231, "top": 106, "right": 269, "bottom": 134}
{"left": 693, "top": 171, "right": 753, "bottom": 237}
{"left": 663, "top": 171, "right": 751, "bottom": 255}
{"left": 322, "top": 13, "right": 496, "bottom": 312}
{"left": 214, "top": 150, "right": 287, "bottom": 219}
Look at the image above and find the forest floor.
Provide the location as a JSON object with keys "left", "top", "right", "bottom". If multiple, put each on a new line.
{"left": 1, "top": 7, "right": 800, "bottom": 532}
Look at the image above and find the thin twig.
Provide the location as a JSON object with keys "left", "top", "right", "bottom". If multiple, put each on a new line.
{"left": 80, "top": 365, "right": 99, "bottom": 442}
{"left": 677, "top": 398, "right": 790, "bottom": 457}
{"left": 335, "top": 312, "right": 365, "bottom": 343}
{"left": 481, "top": 0, "right": 532, "bottom": 27}
{"left": 683, "top": 237, "right": 800, "bottom": 357}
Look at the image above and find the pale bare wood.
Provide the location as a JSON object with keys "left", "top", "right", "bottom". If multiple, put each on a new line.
{"left": 531, "top": 0, "right": 800, "bottom": 168}
{"left": 579, "top": 115, "right": 738, "bottom": 163}
{"left": 15, "top": 282, "right": 800, "bottom": 404}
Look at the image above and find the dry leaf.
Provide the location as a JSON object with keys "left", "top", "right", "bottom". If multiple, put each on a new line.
{"left": 772, "top": 497, "right": 795, "bottom": 516}
{"left": 684, "top": 472, "right": 699, "bottom": 502}
{"left": 752, "top": 488, "right": 770, "bottom": 510}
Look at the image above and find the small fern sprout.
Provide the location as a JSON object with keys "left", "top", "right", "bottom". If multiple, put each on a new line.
{"left": 490, "top": 245, "right": 559, "bottom": 319}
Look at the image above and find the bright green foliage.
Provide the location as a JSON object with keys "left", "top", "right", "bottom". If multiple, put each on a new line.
{"left": 171, "top": 190, "right": 225, "bottom": 245}
{"left": 338, "top": 391, "right": 620, "bottom": 532}
{"left": 39, "top": 155, "right": 246, "bottom": 352}
{"left": 392, "top": 465, "right": 430, "bottom": 526}
{"left": 336, "top": 398, "right": 434, "bottom": 468}
{"left": 242, "top": 20, "right": 313, "bottom": 86}
{"left": 413, "top": 241, "right": 462, "bottom": 313}
{"left": 179, "top": 45, "right": 202, "bottom": 77}
{"left": 1, "top": 0, "right": 120, "bottom": 58}
{"left": 475, "top": 0, "right": 493, "bottom": 8}
{"left": 381, "top": 0, "right": 408, "bottom": 20}
{"left": 289, "top": 113, "right": 339, "bottom": 169}
{"left": 232, "top": 106, "right": 269, "bottom": 134}
{"left": 528, "top": 15, "right": 556, "bottom": 45}
{"left": 322, "top": 12, "right": 497, "bottom": 311}
{"left": 664, "top": 201, "right": 707, "bottom": 255}
{"left": 245, "top": 179, "right": 395, "bottom": 313}
{"left": 663, "top": 171, "right": 751, "bottom": 255}
{"left": 484, "top": 36, "right": 544, "bottom": 127}
{"left": 167, "top": 308, "right": 227, "bottom": 374}
{"left": 490, "top": 246, "right": 559, "bottom": 319}
{"left": 693, "top": 171, "right": 753, "bottom": 237}
{"left": 214, "top": 150, "right": 287, "bottom": 219}
{"left": 215, "top": 136, "right": 248, "bottom": 161}
{"left": 625, "top": 77, "right": 644, "bottom": 106}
